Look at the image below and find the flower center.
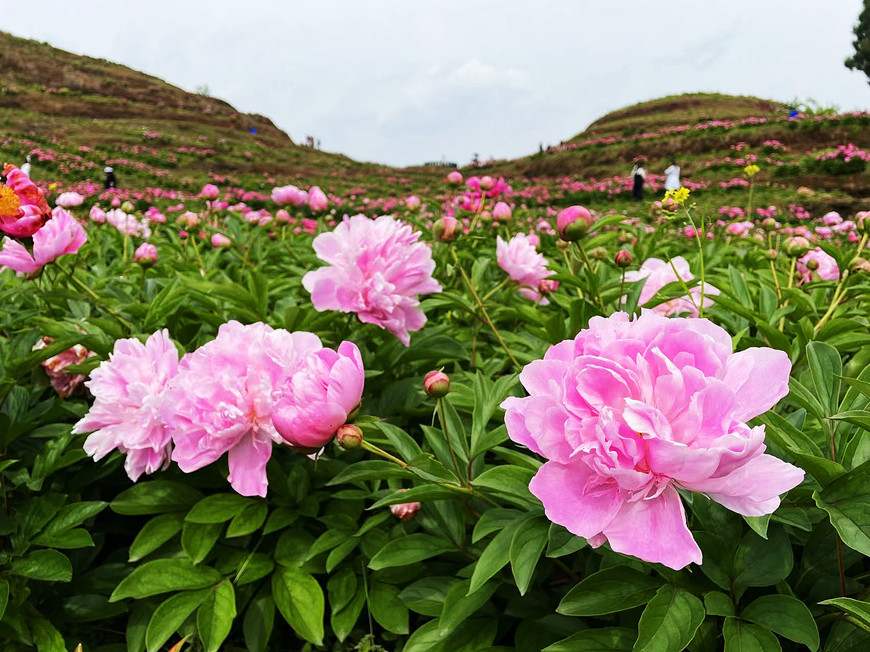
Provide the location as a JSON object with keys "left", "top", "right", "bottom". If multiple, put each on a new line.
{"left": 0, "top": 186, "right": 22, "bottom": 218}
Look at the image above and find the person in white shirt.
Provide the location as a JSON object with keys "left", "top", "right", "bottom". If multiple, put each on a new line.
{"left": 20, "top": 154, "right": 31, "bottom": 177}
{"left": 631, "top": 160, "right": 647, "bottom": 200}
{"left": 664, "top": 160, "right": 681, "bottom": 191}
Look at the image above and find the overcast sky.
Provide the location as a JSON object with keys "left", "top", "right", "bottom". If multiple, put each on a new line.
{"left": 6, "top": 1, "right": 869, "bottom": 167}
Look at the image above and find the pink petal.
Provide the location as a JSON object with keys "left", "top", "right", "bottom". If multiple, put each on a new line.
{"left": 722, "top": 348, "right": 792, "bottom": 422}
{"left": 227, "top": 431, "right": 273, "bottom": 497}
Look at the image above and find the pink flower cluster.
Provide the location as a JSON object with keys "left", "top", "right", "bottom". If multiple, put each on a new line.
{"left": 303, "top": 215, "right": 442, "bottom": 346}
{"left": 501, "top": 311, "right": 804, "bottom": 569}
{"left": 75, "top": 324, "right": 365, "bottom": 496}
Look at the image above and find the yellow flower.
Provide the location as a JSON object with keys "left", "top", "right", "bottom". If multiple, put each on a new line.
{"left": 48, "top": 182, "right": 58, "bottom": 190}
{"left": 664, "top": 187, "right": 690, "bottom": 205}
{"left": 744, "top": 164, "right": 760, "bottom": 178}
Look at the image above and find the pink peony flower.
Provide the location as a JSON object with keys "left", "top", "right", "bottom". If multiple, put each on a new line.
{"left": 0, "top": 207, "right": 87, "bottom": 274}
{"left": 308, "top": 186, "right": 328, "bottom": 212}
{"left": 405, "top": 195, "right": 421, "bottom": 210}
{"left": 797, "top": 247, "right": 839, "bottom": 284}
{"left": 135, "top": 242, "right": 158, "bottom": 264}
{"left": 211, "top": 233, "right": 231, "bottom": 248}
{"left": 624, "top": 257, "right": 718, "bottom": 317}
{"left": 446, "top": 170, "right": 463, "bottom": 184}
{"left": 303, "top": 215, "right": 442, "bottom": 346}
{"left": 272, "top": 184, "right": 308, "bottom": 207}
{"left": 492, "top": 201, "right": 512, "bottom": 221}
{"left": 55, "top": 192, "right": 84, "bottom": 208}
{"left": 164, "top": 321, "right": 322, "bottom": 496}
{"left": 200, "top": 184, "right": 220, "bottom": 200}
{"left": 74, "top": 330, "right": 179, "bottom": 482}
{"left": 0, "top": 164, "right": 52, "bottom": 237}
{"left": 501, "top": 311, "right": 804, "bottom": 570}
{"left": 272, "top": 341, "right": 364, "bottom": 449}
{"left": 496, "top": 233, "right": 553, "bottom": 304}
{"left": 106, "top": 209, "right": 151, "bottom": 238}
{"left": 89, "top": 205, "right": 107, "bottom": 223}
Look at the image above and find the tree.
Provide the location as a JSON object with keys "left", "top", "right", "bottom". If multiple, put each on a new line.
{"left": 845, "top": 0, "right": 870, "bottom": 85}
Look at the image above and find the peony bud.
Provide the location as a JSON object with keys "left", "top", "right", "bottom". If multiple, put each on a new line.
{"left": 765, "top": 249, "right": 779, "bottom": 260}
{"left": 492, "top": 201, "right": 512, "bottom": 221}
{"left": 211, "top": 233, "right": 231, "bottom": 248}
{"left": 850, "top": 257, "right": 870, "bottom": 274}
{"left": 557, "top": 206, "right": 593, "bottom": 241}
{"left": 857, "top": 211, "right": 870, "bottom": 236}
{"left": 200, "top": 184, "right": 220, "bottom": 200}
{"left": 590, "top": 246, "right": 608, "bottom": 261}
{"left": 446, "top": 170, "right": 463, "bottom": 184}
{"left": 424, "top": 370, "right": 450, "bottom": 398}
{"left": 539, "top": 279, "right": 559, "bottom": 295}
{"left": 433, "top": 216, "right": 458, "bottom": 242}
{"left": 336, "top": 424, "right": 363, "bottom": 449}
{"left": 134, "top": 242, "right": 158, "bottom": 265}
{"left": 805, "top": 258, "right": 819, "bottom": 271}
{"left": 786, "top": 236, "right": 811, "bottom": 257}
{"left": 390, "top": 499, "right": 421, "bottom": 522}
{"left": 121, "top": 201, "right": 135, "bottom": 213}
{"left": 479, "top": 176, "right": 494, "bottom": 190}
{"left": 614, "top": 250, "right": 633, "bottom": 268}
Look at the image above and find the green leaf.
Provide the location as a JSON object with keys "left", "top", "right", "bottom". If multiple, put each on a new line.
{"left": 813, "top": 460, "right": 870, "bottom": 556}
{"left": 733, "top": 528, "right": 793, "bottom": 592}
{"left": 243, "top": 591, "right": 275, "bottom": 652}
{"left": 185, "top": 494, "right": 253, "bottom": 524}
{"left": 741, "top": 594, "right": 819, "bottom": 651}
{"left": 327, "top": 566, "right": 357, "bottom": 614}
{"left": 111, "top": 481, "right": 203, "bottom": 515}
{"left": 181, "top": 521, "right": 222, "bottom": 565}
{"left": 29, "top": 612, "right": 67, "bottom": 652}
{"left": 272, "top": 565, "right": 324, "bottom": 645}
{"left": 369, "top": 581, "right": 409, "bottom": 635}
{"left": 547, "top": 523, "right": 588, "bottom": 558}
{"left": 704, "top": 591, "right": 735, "bottom": 617}
{"left": 39, "top": 500, "right": 107, "bottom": 536}
{"left": 472, "top": 465, "right": 536, "bottom": 505}
{"left": 145, "top": 589, "right": 210, "bottom": 652}
{"left": 806, "top": 341, "right": 842, "bottom": 416}
{"left": 754, "top": 412, "right": 822, "bottom": 458}
{"left": 0, "top": 578, "right": 8, "bottom": 621}
{"left": 819, "top": 597, "right": 870, "bottom": 631}
{"left": 558, "top": 566, "right": 663, "bottom": 617}
{"left": 509, "top": 515, "right": 549, "bottom": 595}
{"left": 327, "top": 460, "right": 411, "bottom": 485}
{"left": 634, "top": 585, "right": 705, "bottom": 652}
{"left": 830, "top": 410, "right": 870, "bottom": 431}
{"left": 400, "top": 577, "right": 453, "bottom": 616}
{"left": 110, "top": 559, "right": 222, "bottom": 602}
{"left": 787, "top": 377, "right": 827, "bottom": 422}
{"left": 439, "top": 579, "right": 498, "bottom": 634}
{"left": 368, "top": 484, "right": 462, "bottom": 509}
{"left": 468, "top": 516, "right": 524, "bottom": 594}
{"left": 129, "top": 513, "right": 185, "bottom": 562}
{"left": 369, "top": 534, "right": 454, "bottom": 570}
{"left": 226, "top": 502, "right": 268, "bottom": 537}
{"left": 472, "top": 508, "right": 524, "bottom": 543}
{"left": 331, "top": 582, "right": 365, "bottom": 642}
{"left": 723, "top": 617, "right": 781, "bottom": 652}
{"left": 197, "top": 580, "right": 236, "bottom": 652}
{"left": 9, "top": 549, "right": 72, "bottom": 582}
{"left": 31, "top": 527, "right": 94, "bottom": 549}
{"left": 543, "top": 627, "right": 636, "bottom": 652}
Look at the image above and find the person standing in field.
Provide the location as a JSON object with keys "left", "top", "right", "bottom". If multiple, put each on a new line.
{"left": 104, "top": 166, "right": 117, "bottom": 189}
{"left": 664, "top": 160, "right": 681, "bottom": 191}
{"left": 20, "top": 154, "right": 31, "bottom": 177}
{"left": 631, "top": 159, "right": 647, "bottom": 200}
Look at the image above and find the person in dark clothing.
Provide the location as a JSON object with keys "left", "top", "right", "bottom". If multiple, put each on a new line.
{"left": 631, "top": 160, "right": 646, "bottom": 201}
{"left": 104, "top": 166, "right": 117, "bottom": 189}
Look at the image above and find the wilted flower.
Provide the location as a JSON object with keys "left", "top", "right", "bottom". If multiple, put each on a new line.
{"left": 33, "top": 337, "right": 95, "bottom": 398}
{"left": 501, "top": 311, "right": 804, "bottom": 570}
{"left": 303, "top": 214, "right": 442, "bottom": 346}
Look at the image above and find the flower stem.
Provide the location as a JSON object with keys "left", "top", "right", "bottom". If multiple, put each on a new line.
{"left": 450, "top": 248, "right": 522, "bottom": 371}
{"left": 685, "top": 208, "right": 705, "bottom": 317}
{"left": 480, "top": 277, "right": 511, "bottom": 303}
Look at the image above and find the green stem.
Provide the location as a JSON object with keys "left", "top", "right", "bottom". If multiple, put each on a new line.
{"left": 778, "top": 258, "right": 797, "bottom": 332}
{"left": 481, "top": 277, "right": 510, "bottom": 303}
{"left": 450, "top": 248, "right": 521, "bottom": 371}
{"left": 575, "top": 242, "right": 605, "bottom": 309}
{"left": 191, "top": 235, "right": 205, "bottom": 275}
{"left": 685, "top": 209, "right": 705, "bottom": 317}
{"left": 667, "top": 258, "right": 700, "bottom": 313}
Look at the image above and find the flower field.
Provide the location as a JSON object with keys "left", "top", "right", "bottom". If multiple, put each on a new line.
{"left": 2, "top": 140, "right": 870, "bottom": 652}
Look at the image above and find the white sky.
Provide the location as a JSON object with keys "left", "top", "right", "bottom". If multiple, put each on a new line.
{"left": 5, "top": 1, "right": 869, "bottom": 167}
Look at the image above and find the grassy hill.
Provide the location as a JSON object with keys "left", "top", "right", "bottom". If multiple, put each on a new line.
{"left": 0, "top": 30, "right": 407, "bottom": 192}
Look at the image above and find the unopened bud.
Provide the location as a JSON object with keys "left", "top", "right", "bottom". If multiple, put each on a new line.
{"left": 424, "top": 370, "right": 450, "bottom": 398}
{"left": 857, "top": 211, "right": 870, "bottom": 235}
{"left": 557, "top": 206, "right": 593, "bottom": 241}
{"left": 614, "top": 250, "right": 633, "bottom": 268}
{"left": 805, "top": 258, "right": 819, "bottom": 271}
{"left": 336, "top": 424, "right": 363, "bottom": 449}
{"left": 589, "top": 246, "right": 608, "bottom": 261}
{"left": 786, "top": 236, "right": 811, "bottom": 257}
{"left": 390, "top": 494, "right": 421, "bottom": 522}
{"left": 433, "top": 216, "right": 458, "bottom": 242}
{"left": 851, "top": 257, "right": 870, "bottom": 274}
{"left": 121, "top": 201, "right": 135, "bottom": 213}
{"left": 765, "top": 249, "right": 778, "bottom": 260}
{"left": 539, "top": 279, "right": 559, "bottom": 294}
